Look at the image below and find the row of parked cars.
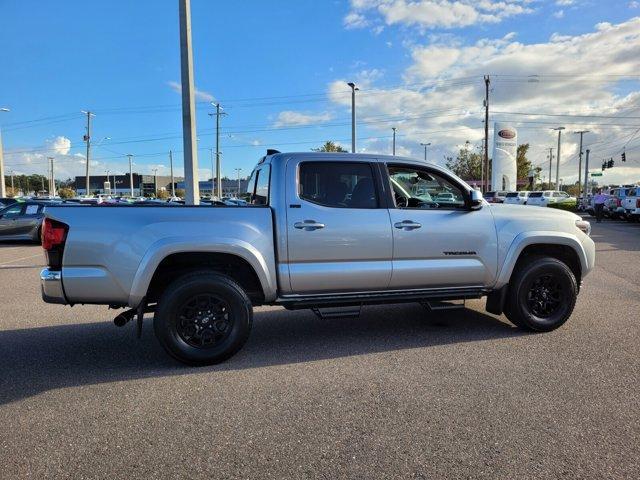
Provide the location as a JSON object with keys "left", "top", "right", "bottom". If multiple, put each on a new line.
{"left": 483, "top": 190, "right": 576, "bottom": 207}
{"left": 583, "top": 186, "right": 640, "bottom": 221}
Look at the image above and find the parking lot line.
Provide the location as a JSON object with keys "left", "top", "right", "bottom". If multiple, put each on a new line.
{"left": 0, "top": 253, "right": 44, "bottom": 266}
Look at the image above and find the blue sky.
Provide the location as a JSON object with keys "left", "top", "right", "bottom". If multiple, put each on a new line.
{"left": 1, "top": 0, "right": 640, "bottom": 185}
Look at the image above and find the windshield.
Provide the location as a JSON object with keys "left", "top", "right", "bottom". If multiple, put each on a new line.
{"left": 505, "top": 192, "right": 519, "bottom": 198}
{"left": 529, "top": 192, "right": 543, "bottom": 197}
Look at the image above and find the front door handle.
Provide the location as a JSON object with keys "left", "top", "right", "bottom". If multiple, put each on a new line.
{"left": 394, "top": 220, "right": 422, "bottom": 230}
{"left": 294, "top": 220, "right": 325, "bottom": 231}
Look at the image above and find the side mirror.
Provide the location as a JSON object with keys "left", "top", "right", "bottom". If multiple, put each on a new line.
{"left": 469, "top": 189, "right": 483, "bottom": 210}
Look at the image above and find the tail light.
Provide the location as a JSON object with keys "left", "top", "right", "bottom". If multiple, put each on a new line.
{"left": 617, "top": 198, "right": 622, "bottom": 207}
{"left": 41, "top": 218, "right": 68, "bottom": 270}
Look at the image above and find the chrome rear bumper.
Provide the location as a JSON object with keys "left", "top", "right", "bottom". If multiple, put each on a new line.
{"left": 40, "top": 268, "right": 66, "bottom": 304}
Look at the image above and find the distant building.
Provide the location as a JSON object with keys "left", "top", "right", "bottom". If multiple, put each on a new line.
{"left": 74, "top": 174, "right": 184, "bottom": 196}
{"left": 176, "top": 178, "right": 249, "bottom": 197}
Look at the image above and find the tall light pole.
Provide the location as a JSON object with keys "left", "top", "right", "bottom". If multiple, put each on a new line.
{"left": 552, "top": 127, "right": 565, "bottom": 189}
{"left": 10, "top": 170, "right": 14, "bottom": 194}
{"left": 209, "top": 148, "right": 215, "bottom": 198}
{"left": 574, "top": 130, "right": 589, "bottom": 200}
{"left": 583, "top": 149, "right": 590, "bottom": 204}
{"left": 420, "top": 142, "right": 431, "bottom": 162}
{"left": 169, "top": 150, "right": 175, "bottom": 197}
{"left": 48, "top": 157, "right": 56, "bottom": 196}
{"left": 152, "top": 168, "right": 158, "bottom": 197}
{"left": 179, "top": 0, "right": 200, "bottom": 205}
{"left": 548, "top": 147, "right": 554, "bottom": 189}
{"left": 209, "top": 103, "right": 225, "bottom": 199}
{"left": 234, "top": 168, "right": 242, "bottom": 197}
{"left": 347, "top": 82, "right": 358, "bottom": 153}
{"left": 392, "top": 127, "right": 397, "bottom": 156}
{"left": 81, "top": 110, "right": 95, "bottom": 197}
{"left": 0, "top": 107, "right": 10, "bottom": 198}
{"left": 127, "top": 154, "right": 134, "bottom": 197}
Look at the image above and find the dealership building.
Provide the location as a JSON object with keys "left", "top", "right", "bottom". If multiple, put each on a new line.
{"left": 74, "top": 174, "right": 183, "bottom": 197}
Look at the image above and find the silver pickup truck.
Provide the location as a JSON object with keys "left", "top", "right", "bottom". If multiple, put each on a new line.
{"left": 40, "top": 152, "right": 595, "bottom": 365}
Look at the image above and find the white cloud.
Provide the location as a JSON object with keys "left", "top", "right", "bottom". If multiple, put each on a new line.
{"left": 556, "top": 0, "right": 574, "bottom": 5}
{"left": 553, "top": 9, "right": 564, "bottom": 18}
{"left": 167, "top": 80, "right": 215, "bottom": 102}
{"left": 344, "top": 0, "right": 534, "bottom": 31}
{"left": 326, "top": 17, "right": 640, "bottom": 185}
{"left": 273, "top": 111, "right": 334, "bottom": 128}
{"left": 45, "top": 136, "right": 72, "bottom": 155}
{"left": 629, "top": 1, "right": 640, "bottom": 7}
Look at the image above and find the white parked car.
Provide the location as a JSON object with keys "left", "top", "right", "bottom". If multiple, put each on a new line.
{"left": 504, "top": 191, "right": 530, "bottom": 205}
{"left": 527, "top": 191, "right": 574, "bottom": 207}
{"left": 623, "top": 187, "right": 640, "bottom": 220}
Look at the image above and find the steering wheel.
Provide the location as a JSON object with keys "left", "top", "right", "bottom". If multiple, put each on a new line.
{"left": 395, "top": 194, "right": 408, "bottom": 208}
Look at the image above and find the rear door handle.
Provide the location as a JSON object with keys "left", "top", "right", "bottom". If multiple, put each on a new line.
{"left": 394, "top": 220, "right": 422, "bottom": 230}
{"left": 294, "top": 220, "right": 325, "bottom": 231}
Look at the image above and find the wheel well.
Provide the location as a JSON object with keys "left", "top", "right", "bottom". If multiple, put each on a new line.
{"left": 514, "top": 244, "right": 582, "bottom": 285}
{"left": 146, "top": 252, "right": 265, "bottom": 305}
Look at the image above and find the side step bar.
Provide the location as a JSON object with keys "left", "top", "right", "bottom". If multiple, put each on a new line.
{"left": 311, "top": 306, "right": 362, "bottom": 320}
{"left": 279, "top": 287, "right": 486, "bottom": 310}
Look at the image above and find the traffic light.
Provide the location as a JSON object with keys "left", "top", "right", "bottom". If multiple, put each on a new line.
{"left": 607, "top": 158, "right": 614, "bottom": 169}
{"left": 622, "top": 151, "right": 626, "bottom": 162}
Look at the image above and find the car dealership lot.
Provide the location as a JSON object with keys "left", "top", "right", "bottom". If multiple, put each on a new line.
{"left": 1, "top": 222, "right": 639, "bottom": 479}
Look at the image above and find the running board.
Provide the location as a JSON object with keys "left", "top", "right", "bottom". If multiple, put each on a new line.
{"left": 279, "top": 287, "right": 486, "bottom": 310}
{"left": 421, "top": 300, "right": 466, "bottom": 311}
{"left": 311, "top": 306, "right": 362, "bottom": 320}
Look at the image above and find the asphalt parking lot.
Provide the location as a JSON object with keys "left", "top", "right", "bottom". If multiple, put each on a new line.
{"left": 0, "top": 220, "right": 639, "bottom": 479}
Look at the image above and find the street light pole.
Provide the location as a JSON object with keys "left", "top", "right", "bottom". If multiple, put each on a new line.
{"left": 583, "top": 149, "right": 590, "bottom": 206}
{"left": 127, "top": 154, "right": 134, "bottom": 197}
{"left": 548, "top": 147, "right": 554, "bottom": 190}
{"left": 235, "top": 168, "right": 242, "bottom": 197}
{"left": 552, "top": 127, "right": 565, "bottom": 189}
{"left": 152, "top": 168, "right": 158, "bottom": 197}
{"left": 48, "top": 157, "right": 56, "bottom": 196}
{"left": 169, "top": 150, "right": 175, "bottom": 197}
{"left": 392, "top": 127, "right": 397, "bottom": 156}
{"left": 209, "top": 148, "right": 215, "bottom": 198}
{"left": 179, "top": 0, "right": 200, "bottom": 205}
{"left": 347, "top": 82, "right": 358, "bottom": 153}
{"left": 81, "top": 110, "right": 95, "bottom": 197}
{"left": 574, "top": 130, "right": 589, "bottom": 200}
{"left": 420, "top": 142, "right": 431, "bottom": 162}
{"left": 0, "top": 107, "right": 11, "bottom": 198}
{"left": 209, "top": 103, "right": 225, "bottom": 199}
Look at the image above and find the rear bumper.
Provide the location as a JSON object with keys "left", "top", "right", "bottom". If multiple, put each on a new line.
{"left": 40, "top": 268, "right": 67, "bottom": 304}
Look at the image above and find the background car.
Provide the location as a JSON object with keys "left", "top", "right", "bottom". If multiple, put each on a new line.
{"left": 0, "top": 201, "right": 50, "bottom": 243}
{"left": 527, "top": 190, "right": 575, "bottom": 207}
{"left": 0, "top": 197, "right": 21, "bottom": 209}
{"left": 605, "top": 187, "right": 630, "bottom": 219}
{"left": 504, "top": 191, "right": 530, "bottom": 205}
{"left": 483, "top": 191, "right": 508, "bottom": 203}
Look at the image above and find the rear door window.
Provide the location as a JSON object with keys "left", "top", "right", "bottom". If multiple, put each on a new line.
{"left": 299, "top": 162, "right": 378, "bottom": 209}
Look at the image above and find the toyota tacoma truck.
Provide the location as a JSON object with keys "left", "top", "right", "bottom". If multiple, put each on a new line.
{"left": 40, "top": 152, "right": 595, "bottom": 365}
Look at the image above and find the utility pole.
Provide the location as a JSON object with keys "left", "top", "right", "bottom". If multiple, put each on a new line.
{"left": 574, "top": 130, "right": 589, "bottom": 200}
{"left": 483, "top": 75, "right": 490, "bottom": 193}
{"left": 583, "top": 149, "right": 590, "bottom": 205}
{"left": 235, "top": 168, "right": 242, "bottom": 197}
{"left": 127, "top": 154, "right": 134, "bottom": 197}
{"left": 152, "top": 168, "right": 158, "bottom": 197}
{"left": 0, "top": 107, "right": 9, "bottom": 198}
{"left": 420, "top": 142, "right": 431, "bottom": 162}
{"left": 10, "top": 170, "right": 14, "bottom": 193}
{"left": 169, "top": 150, "right": 175, "bottom": 197}
{"left": 41, "top": 175, "right": 45, "bottom": 194}
{"left": 392, "top": 127, "right": 397, "bottom": 155}
{"left": 81, "top": 110, "right": 95, "bottom": 197}
{"left": 209, "top": 148, "right": 215, "bottom": 198}
{"left": 548, "top": 148, "right": 554, "bottom": 189}
{"left": 179, "top": 0, "right": 200, "bottom": 205}
{"left": 48, "top": 157, "right": 55, "bottom": 196}
{"left": 347, "top": 82, "right": 358, "bottom": 153}
{"left": 209, "top": 103, "right": 225, "bottom": 199}
{"left": 552, "top": 127, "right": 565, "bottom": 188}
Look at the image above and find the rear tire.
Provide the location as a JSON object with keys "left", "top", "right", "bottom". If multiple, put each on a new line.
{"left": 505, "top": 256, "right": 577, "bottom": 332}
{"left": 154, "top": 271, "right": 253, "bottom": 365}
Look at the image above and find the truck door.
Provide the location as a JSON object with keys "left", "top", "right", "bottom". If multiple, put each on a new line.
{"left": 285, "top": 159, "right": 393, "bottom": 294}
{"left": 384, "top": 163, "right": 497, "bottom": 289}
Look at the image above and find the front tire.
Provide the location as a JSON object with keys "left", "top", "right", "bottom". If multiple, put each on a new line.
{"left": 154, "top": 271, "right": 253, "bottom": 365}
{"left": 505, "top": 256, "right": 577, "bottom": 332}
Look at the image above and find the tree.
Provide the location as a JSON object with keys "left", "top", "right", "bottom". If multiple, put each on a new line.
{"left": 57, "top": 187, "right": 75, "bottom": 199}
{"left": 174, "top": 189, "right": 185, "bottom": 198}
{"left": 313, "top": 141, "right": 347, "bottom": 153}
{"left": 517, "top": 143, "right": 532, "bottom": 181}
{"left": 445, "top": 141, "right": 483, "bottom": 180}
{"left": 156, "top": 190, "right": 169, "bottom": 200}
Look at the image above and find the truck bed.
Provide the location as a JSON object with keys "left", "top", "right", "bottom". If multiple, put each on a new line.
{"left": 45, "top": 205, "right": 277, "bottom": 307}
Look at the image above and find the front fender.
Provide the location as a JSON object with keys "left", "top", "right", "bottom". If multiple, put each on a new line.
{"left": 494, "top": 231, "right": 591, "bottom": 289}
{"left": 128, "top": 235, "right": 277, "bottom": 307}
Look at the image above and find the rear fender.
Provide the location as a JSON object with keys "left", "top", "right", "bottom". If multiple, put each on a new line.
{"left": 128, "top": 235, "right": 277, "bottom": 308}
